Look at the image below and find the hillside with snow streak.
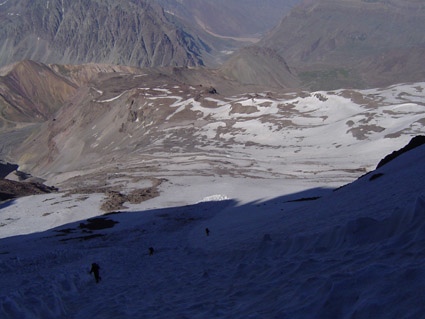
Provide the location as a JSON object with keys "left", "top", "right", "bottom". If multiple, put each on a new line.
{"left": 1, "top": 141, "right": 425, "bottom": 318}
{"left": 10, "top": 77, "right": 425, "bottom": 196}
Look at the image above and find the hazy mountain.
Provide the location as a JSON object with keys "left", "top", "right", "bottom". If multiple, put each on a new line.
{"left": 218, "top": 46, "right": 300, "bottom": 89}
{"left": 157, "top": 0, "right": 301, "bottom": 38}
{"left": 258, "top": 0, "right": 425, "bottom": 89}
{"left": 0, "top": 0, "right": 208, "bottom": 68}
{"left": 0, "top": 0, "right": 306, "bottom": 69}
{"left": 2, "top": 0, "right": 425, "bottom": 90}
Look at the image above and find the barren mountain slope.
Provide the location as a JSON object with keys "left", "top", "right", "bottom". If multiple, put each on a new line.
{"left": 0, "top": 0, "right": 207, "bottom": 68}
{"left": 259, "top": 0, "right": 425, "bottom": 89}
{"left": 3, "top": 63, "right": 423, "bottom": 195}
{"left": 0, "top": 60, "right": 77, "bottom": 127}
{"left": 157, "top": 0, "right": 302, "bottom": 38}
{"left": 218, "top": 46, "right": 300, "bottom": 89}
{"left": 0, "top": 61, "right": 152, "bottom": 161}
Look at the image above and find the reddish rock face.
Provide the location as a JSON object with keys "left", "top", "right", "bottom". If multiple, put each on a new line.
{"left": 0, "top": 60, "right": 77, "bottom": 125}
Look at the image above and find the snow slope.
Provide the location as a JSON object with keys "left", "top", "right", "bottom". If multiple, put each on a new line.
{"left": 21, "top": 80, "right": 425, "bottom": 193}
{"left": 1, "top": 141, "right": 425, "bottom": 318}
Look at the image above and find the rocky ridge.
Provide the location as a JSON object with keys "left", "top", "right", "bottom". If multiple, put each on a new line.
{"left": 0, "top": 0, "right": 207, "bottom": 68}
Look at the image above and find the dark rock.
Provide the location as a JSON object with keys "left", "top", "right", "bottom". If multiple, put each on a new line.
{"left": 369, "top": 173, "right": 384, "bottom": 181}
{"left": 0, "top": 179, "right": 57, "bottom": 201}
{"left": 0, "top": 162, "right": 18, "bottom": 179}
{"left": 207, "top": 87, "right": 218, "bottom": 94}
{"left": 376, "top": 136, "right": 425, "bottom": 169}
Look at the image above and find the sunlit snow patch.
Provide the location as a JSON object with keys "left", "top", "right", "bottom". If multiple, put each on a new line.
{"left": 198, "top": 194, "right": 229, "bottom": 203}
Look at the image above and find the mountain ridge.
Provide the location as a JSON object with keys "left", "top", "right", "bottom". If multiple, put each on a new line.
{"left": 258, "top": 0, "right": 425, "bottom": 89}
{"left": 2, "top": 0, "right": 425, "bottom": 90}
{"left": 0, "top": 0, "right": 208, "bottom": 68}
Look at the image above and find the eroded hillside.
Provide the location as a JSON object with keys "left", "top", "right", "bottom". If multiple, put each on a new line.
{"left": 0, "top": 63, "right": 422, "bottom": 195}
{"left": 0, "top": 0, "right": 207, "bottom": 68}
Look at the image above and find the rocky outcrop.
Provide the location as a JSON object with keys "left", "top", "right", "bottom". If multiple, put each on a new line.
{"left": 377, "top": 136, "right": 425, "bottom": 169}
{"left": 0, "top": 179, "right": 57, "bottom": 201}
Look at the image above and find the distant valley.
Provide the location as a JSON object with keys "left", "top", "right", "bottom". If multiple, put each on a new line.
{"left": 2, "top": 0, "right": 424, "bottom": 90}
{"left": 0, "top": 0, "right": 300, "bottom": 69}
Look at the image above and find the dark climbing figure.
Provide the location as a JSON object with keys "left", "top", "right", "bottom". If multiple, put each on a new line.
{"left": 149, "top": 247, "right": 154, "bottom": 256}
{"left": 205, "top": 228, "right": 210, "bottom": 236}
{"left": 90, "top": 262, "right": 101, "bottom": 283}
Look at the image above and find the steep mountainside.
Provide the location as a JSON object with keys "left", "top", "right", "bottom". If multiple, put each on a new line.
{"left": 0, "top": 61, "right": 148, "bottom": 130}
{"left": 0, "top": 60, "right": 77, "bottom": 127}
{"left": 259, "top": 0, "right": 425, "bottom": 89}
{"left": 0, "top": 61, "right": 178, "bottom": 162}
{"left": 218, "top": 46, "right": 300, "bottom": 89}
{"left": 0, "top": 0, "right": 208, "bottom": 68}
{"left": 157, "top": 0, "right": 301, "bottom": 38}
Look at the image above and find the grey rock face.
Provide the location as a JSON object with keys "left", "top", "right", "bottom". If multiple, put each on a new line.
{"left": 0, "top": 0, "right": 207, "bottom": 68}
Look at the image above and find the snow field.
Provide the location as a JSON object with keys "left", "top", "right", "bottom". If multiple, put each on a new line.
{"left": 2, "top": 145, "right": 425, "bottom": 317}
{"left": 1, "top": 82, "right": 425, "bottom": 317}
